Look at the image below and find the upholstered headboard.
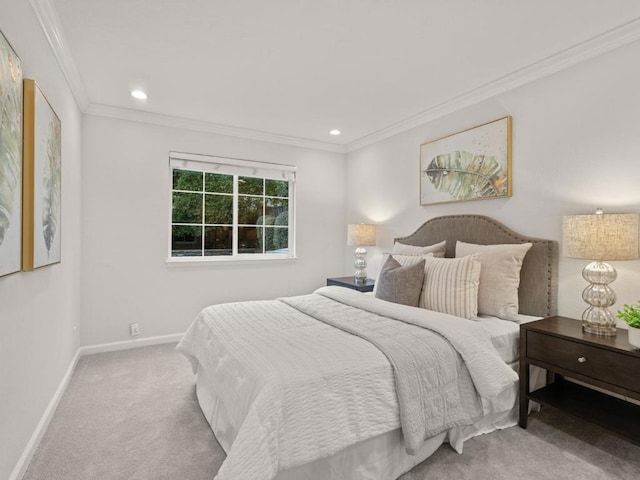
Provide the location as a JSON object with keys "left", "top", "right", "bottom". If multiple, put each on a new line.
{"left": 394, "top": 215, "right": 558, "bottom": 318}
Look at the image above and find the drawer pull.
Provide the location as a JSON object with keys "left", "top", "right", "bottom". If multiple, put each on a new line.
{"left": 578, "top": 356, "right": 587, "bottom": 363}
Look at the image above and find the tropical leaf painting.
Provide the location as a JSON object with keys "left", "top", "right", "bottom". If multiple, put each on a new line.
{"left": 24, "top": 80, "right": 62, "bottom": 270}
{"left": 0, "top": 30, "right": 22, "bottom": 277}
{"left": 33, "top": 86, "right": 61, "bottom": 268}
{"left": 41, "top": 113, "right": 61, "bottom": 256}
{"left": 420, "top": 117, "right": 511, "bottom": 206}
{"left": 423, "top": 150, "right": 508, "bottom": 200}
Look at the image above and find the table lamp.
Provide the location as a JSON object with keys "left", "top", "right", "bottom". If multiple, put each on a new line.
{"left": 347, "top": 223, "right": 376, "bottom": 281}
{"left": 563, "top": 209, "right": 639, "bottom": 336}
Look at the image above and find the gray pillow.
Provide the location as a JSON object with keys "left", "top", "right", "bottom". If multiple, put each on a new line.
{"left": 374, "top": 255, "right": 425, "bottom": 307}
{"left": 373, "top": 253, "right": 433, "bottom": 294}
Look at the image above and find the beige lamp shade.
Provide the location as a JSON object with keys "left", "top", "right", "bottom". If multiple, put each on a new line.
{"left": 563, "top": 212, "right": 639, "bottom": 261}
{"left": 347, "top": 223, "right": 376, "bottom": 246}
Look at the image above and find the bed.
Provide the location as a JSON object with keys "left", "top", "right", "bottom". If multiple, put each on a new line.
{"left": 178, "top": 214, "right": 558, "bottom": 480}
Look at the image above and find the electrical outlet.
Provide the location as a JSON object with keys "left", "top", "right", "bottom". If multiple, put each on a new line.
{"left": 130, "top": 323, "right": 140, "bottom": 336}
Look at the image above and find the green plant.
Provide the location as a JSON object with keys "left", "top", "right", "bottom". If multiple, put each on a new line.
{"left": 273, "top": 212, "right": 288, "bottom": 250}
{"left": 616, "top": 302, "right": 640, "bottom": 328}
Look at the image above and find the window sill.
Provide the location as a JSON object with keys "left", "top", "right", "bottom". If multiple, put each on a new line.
{"left": 166, "top": 255, "right": 298, "bottom": 267}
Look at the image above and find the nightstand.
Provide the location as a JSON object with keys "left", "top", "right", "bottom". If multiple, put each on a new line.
{"left": 519, "top": 316, "right": 640, "bottom": 445}
{"left": 326, "top": 276, "right": 375, "bottom": 292}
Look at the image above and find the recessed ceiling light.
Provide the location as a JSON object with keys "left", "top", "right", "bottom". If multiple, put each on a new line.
{"left": 131, "top": 89, "right": 147, "bottom": 100}
{"left": 329, "top": 129, "right": 341, "bottom": 136}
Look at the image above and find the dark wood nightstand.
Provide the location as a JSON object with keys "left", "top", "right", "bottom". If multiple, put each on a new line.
{"left": 519, "top": 316, "right": 640, "bottom": 445}
{"left": 326, "top": 276, "right": 375, "bottom": 292}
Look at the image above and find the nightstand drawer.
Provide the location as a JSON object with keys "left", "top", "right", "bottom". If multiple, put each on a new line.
{"left": 528, "top": 331, "right": 640, "bottom": 393}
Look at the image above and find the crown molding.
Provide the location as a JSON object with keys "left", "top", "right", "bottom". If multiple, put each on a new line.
{"left": 84, "top": 104, "right": 347, "bottom": 153}
{"left": 29, "top": 0, "right": 90, "bottom": 110}
{"left": 29, "top": 0, "right": 345, "bottom": 153}
{"left": 31, "top": 0, "right": 640, "bottom": 155}
{"left": 29, "top": 0, "right": 344, "bottom": 153}
{"left": 346, "top": 17, "right": 640, "bottom": 153}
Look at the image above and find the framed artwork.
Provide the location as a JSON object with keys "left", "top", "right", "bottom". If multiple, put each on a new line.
{"left": 420, "top": 116, "right": 512, "bottom": 205}
{"left": 0, "top": 30, "right": 23, "bottom": 277}
{"left": 23, "top": 79, "right": 62, "bottom": 271}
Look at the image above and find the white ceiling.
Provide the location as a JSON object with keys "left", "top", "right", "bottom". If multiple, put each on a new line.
{"left": 45, "top": 0, "right": 640, "bottom": 150}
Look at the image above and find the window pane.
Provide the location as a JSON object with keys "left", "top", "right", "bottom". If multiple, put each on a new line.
{"left": 265, "top": 179, "right": 288, "bottom": 197}
{"left": 173, "top": 169, "right": 203, "bottom": 191}
{"left": 238, "top": 227, "right": 261, "bottom": 254}
{"left": 172, "top": 225, "right": 202, "bottom": 257}
{"left": 266, "top": 198, "right": 288, "bottom": 220}
{"left": 204, "top": 226, "right": 232, "bottom": 256}
{"left": 266, "top": 228, "right": 289, "bottom": 253}
{"left": 170, "top": 158, "right": 294, "bottom": 260}
{"left": 274, "top": 211, "right": 288, "bottom": 231}
{"left": 172, "top": 192, "right": 202, "bottom": 223}
{"left": 265, "top": 227, "right": 288, "bottom": 253}
{"left": 238, "top": 176, "right": 263, "bottom": 195}
{"left": 256, "top": 216, "right": 274, "bottom": 254}
{"left": 204, "top": 194, "right": 233, "bottom": 224}
{"left": 238, "top": 196, "right": 264, "bottom": 225}
{"left": 205, "top": 173, "right": 233, "bottom": 194}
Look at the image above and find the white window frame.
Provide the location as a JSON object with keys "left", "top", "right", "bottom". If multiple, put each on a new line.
{"left": 167, "top": 151, "right": 297, "bottom": 263}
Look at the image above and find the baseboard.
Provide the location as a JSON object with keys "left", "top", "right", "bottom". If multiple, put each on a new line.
{"left": 78, "top": 332, "right": 184, "bottom": 356}
{"left": 10, "top": 332, "right": 184, "bottom": 480}
{"left": 9, "top": 349, "right": 81, "bottom": 480}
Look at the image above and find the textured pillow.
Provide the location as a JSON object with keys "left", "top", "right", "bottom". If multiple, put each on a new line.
{"left": 419, "top": 254, "right": 481, "bottom": 320}
{"left": 373, "top": 253, "right": 433, "bottom": 293}
{"left": 392, "top": 240, "right": 446, "bottom": 258}
{"left": 455, "top": 241, "right": 532, "bottom": 321}
{"left": 393, "top": 252, "right": 434, "bottom": 267}
{"left": 375, "top": 256, "right": 425, "bottom": 307}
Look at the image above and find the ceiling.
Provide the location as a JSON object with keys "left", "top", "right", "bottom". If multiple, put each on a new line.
{"left": 45, "top": 0, "right": 640, "bottom": 150}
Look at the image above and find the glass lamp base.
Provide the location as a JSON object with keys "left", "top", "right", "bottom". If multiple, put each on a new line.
{"left": 354, "top": 247, "right": 367, "bottom": 281}
{"left": 581, "top": 261, "right": 617, "bottom": 337}
{"left": 582, "top": 320, "right": 617, "bottom": 336}
{"left": 353, "top": 269, "right": 367, "bottom": 281}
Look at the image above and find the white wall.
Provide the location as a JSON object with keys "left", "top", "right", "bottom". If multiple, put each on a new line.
{"left": 0, "top": 1, "right": 83, "bottom": 479}
{"left": 80, "top": 116, "right": 346, "bottom": 346}
{"left": 346, "top": 39, "right": 640, "bottom": 322}
{"left": 3, "top": 5, "right": 639, "bottom": 477}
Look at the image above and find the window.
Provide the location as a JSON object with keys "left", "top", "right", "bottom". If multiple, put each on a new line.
{"left": 169, "top": 152, "right": 296, "bottom": 261}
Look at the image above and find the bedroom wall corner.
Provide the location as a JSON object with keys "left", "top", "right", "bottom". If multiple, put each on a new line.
{"left": 0, "top": 1, "right": 83, "bottom": 479}
{"left": 80, "top": 116, "right": 347, "bottom": 347}
{"left": 345, "top": 39, "right": 640, "bottom": 322}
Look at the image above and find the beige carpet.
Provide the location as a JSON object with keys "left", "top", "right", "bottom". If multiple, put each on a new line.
{"left": 23, "top": 343, "right": 640, "bottom": 480}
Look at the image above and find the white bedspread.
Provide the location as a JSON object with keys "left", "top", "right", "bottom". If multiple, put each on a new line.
{"left": 177, "top": 287, "right": 518, "bottom": 480}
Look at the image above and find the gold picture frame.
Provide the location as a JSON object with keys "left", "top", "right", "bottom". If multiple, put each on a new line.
{"left": 420, "top": 116, "right": 512, "bottom": 205}
{"left": 22, "top": 79, "right": 62, "bottom": 271}
{"left": 0, "top": 29, "right": 23, "bottom": 277}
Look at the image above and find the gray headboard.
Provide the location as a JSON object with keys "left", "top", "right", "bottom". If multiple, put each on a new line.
{"left": 395, "top": 215, "right": 558, "bottom": 317}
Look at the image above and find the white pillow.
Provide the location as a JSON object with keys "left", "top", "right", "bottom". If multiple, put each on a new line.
{"left": 455, "top": 241, "right": 532, "bottom": 321}
{"left": 394, "top": 253, "right": 434, "bottom": 267}
{"left": 392, "top": 240, "right": 446, "bottom": 258}
{"left": 419, "top": 254, "right": 481, "bottom": 320}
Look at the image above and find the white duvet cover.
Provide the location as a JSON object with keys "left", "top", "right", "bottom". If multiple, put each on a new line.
{"left": 177, "top": 287, "right": 520, "bottom": 480}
